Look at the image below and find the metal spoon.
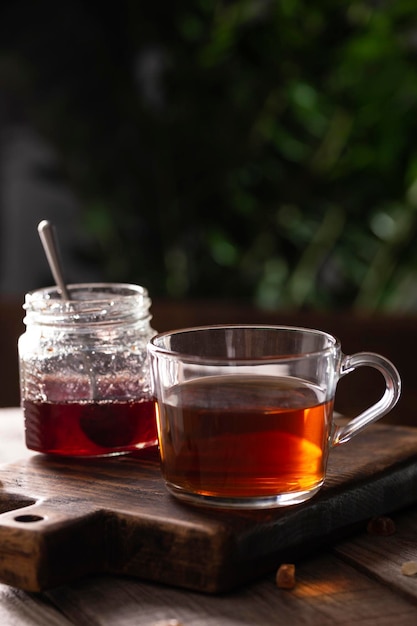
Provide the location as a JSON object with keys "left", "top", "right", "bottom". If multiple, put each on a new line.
{"left": 37, "top": 219, "right": 98, "bottom": 398}
{"left": 37, "top": 219, "right": 70, "bottom": 300}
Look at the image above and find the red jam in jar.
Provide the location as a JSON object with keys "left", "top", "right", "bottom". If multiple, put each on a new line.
{"left": 19, "top": 283, "right": 157, "bottom": 457}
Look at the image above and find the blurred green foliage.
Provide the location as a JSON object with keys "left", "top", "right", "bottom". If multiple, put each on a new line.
{"left": 2, "top": 0, "right": 417, "bottom": 311}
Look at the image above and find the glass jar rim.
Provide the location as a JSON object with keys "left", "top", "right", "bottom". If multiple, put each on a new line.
{"left": 25, "top": 282, "right": 148, "bottom": 302}
{"left": 23, "top": 282, "right": 151, "bottom": 326}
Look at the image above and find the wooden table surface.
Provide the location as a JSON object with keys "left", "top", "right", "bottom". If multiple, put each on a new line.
{"left": 0, "top": 408, "right": 417, "bottom": 624}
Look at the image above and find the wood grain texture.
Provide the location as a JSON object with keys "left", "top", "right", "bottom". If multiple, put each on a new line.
{"left": 45, "top": 556, "right": 417, "bottom": 626}
{"left": 2, "top": 409, "right": 417, "bottom": 625}
{"left": 0, "top": 422, "right": 416, "bottom": 594}
{"left": 335, "top": 507, "right": 417, "bottom": 605}
{"left": 0, "top": 583, "right": 72, "bottom": 625}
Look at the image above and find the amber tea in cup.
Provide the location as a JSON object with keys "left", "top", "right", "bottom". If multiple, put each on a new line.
{"left": 148, "top": 325, "right": 401, "bottom": 509}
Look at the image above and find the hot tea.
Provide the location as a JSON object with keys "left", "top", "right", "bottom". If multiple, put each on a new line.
{"left": 157, "top": 374, "right": 333, "bottom": 498}
{"left": 149, "top": 324, "right": 401, "bottom": 508}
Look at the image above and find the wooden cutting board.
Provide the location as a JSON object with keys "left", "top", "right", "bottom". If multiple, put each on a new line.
{"left": 0, "top": 421, "right": 417, "bottom": 594}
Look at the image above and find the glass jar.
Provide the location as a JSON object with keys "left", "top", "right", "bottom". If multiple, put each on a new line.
{"left": 18, "top": 283, "right": 158, "bottom": 457}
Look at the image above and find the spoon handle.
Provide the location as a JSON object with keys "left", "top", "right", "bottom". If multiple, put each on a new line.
{"left": 37, "top": 220, "right": 70, "bottom": 300}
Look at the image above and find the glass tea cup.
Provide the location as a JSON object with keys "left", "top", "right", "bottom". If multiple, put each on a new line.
{"left": 148, "top": 325, "right": 401, "bottom": 509}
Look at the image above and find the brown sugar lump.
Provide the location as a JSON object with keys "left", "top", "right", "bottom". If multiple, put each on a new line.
{"left": 276, "top": 563, "right": 296, "bottom": 589}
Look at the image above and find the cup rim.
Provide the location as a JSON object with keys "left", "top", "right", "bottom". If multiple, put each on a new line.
{"left": 148, "top": 324, "right": 340, "bottom": 365}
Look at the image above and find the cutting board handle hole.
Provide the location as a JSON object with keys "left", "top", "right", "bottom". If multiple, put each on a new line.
{"left": 13, "top": 514, "right": 44, "bottom": 523}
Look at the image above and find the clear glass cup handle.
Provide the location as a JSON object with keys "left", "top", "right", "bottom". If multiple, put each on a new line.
{"left": 332, "top": 352, "right": 401, "bottom": 447}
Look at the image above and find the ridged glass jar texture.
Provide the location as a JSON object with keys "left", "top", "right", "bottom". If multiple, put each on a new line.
{"left": 18, "top": 283, "right": 157, "bottom": 457}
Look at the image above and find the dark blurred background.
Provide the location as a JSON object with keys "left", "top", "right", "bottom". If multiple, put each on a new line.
{"left": 2, "top": 0, "right": 417, "bottom": 417}
{"left": 1, "top": 0, "right": 417, "bottom": 311}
